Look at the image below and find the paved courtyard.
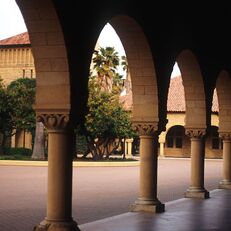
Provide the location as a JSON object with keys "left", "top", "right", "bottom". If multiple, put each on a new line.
{"left": 0, "top": 158, "right": 223, "bottom": 231}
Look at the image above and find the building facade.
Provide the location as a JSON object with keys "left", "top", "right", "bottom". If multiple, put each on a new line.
{"left": 0, "top": 32, "right": 35, "bottom": 149}
{"left": 158, "top": 75, "right": 222, "bottom": 159}
{"left": 0, "top": 32, "right": 35, "bottom": 85}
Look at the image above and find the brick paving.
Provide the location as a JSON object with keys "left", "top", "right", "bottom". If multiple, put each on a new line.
{"left": 0, "top": 158, "right": 223, "bottom": 231}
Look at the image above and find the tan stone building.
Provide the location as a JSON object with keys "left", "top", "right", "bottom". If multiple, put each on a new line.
{"left": 0, "top": 32, "right": 35, "bottom": 149}
{"left": 0, "top": 32, "right": 35, "bottom": 85}
{"left": 0, "top": 1, "right": 230, "bottom": 230}
{"left": 159, "top": 75, "right": 222, "bottom": 159}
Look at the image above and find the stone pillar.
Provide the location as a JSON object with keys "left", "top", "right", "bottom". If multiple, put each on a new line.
{"left": 124, "top": 138, "right": 128, "bottom": 156}
{"left": 126, "top": 138, "right": 133, "bottom": 158}
{"left": 159, "top": 142, "right": 165, "bottom": 157}
{"left": 185, "top": 129, "right": 209, "bottom": 199}
{"left": 34, "top": 113, "right": 80, "bottom": 231}
{"left": 130, "top": 122, "right": 165, "bottom": 213}
{"left": 219, "top": 133, "right": 231, "bottom": 189}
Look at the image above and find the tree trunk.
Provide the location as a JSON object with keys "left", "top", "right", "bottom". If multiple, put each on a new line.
{"left": 31, "top": 122, "right": 45, "bottom": 160}
{"left": 0, "top": 132, "right": 9, "bottom": 155}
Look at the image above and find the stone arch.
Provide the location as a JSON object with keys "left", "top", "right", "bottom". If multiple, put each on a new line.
{"left": 16, "top": 0, "right": 70, "bottom": 115}
{"left": 176, "top": 50, "right": 206, "bottom": 129}
{"left": 109, "top": 15, "right": 158, "bottom": 124}
{"left": 216, "top": 70, "right": 231, "bottom": 132}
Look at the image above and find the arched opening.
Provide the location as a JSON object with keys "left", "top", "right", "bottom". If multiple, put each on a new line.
{"left": 165, "top": 125, "right": 190, "bottom": 157}
{"left": 75, "top": 22, "right": 135, "bottom": 161}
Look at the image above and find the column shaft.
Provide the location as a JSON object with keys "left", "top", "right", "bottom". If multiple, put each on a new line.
{"left": 139, "top": 135, "right": 157, "bottom": 200}
{"left": 185, "top": 136, "right": 209, "bottom": 198}
{"left": 191, "top": 138, "right": 204, "bottom": 188}
{"left": 219, "top": 139, "right": 231, "bottom": 189}
{"left": 47, "top": 130, "right": 73, "bottom": 220}
{"left": 33, "top": 113, "right": 79, "bottom": 231}
{"left": 159, "top": 142, "right": 165, "bottom": 157}
{"left": 131, "top": 134, "right": 164, "bottom": 212}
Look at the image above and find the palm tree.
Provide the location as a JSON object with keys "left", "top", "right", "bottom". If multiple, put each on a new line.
{"left": 92, "top": 46, "right": 120, "bottom": 92}
{"left": 120, "top": 55, "right": 131, "bottom": 94}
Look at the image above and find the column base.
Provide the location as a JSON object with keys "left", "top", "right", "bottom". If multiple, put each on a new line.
{"left": 34, "top": 219, "right": 80, "bottom": 231}
{"left": 219, "top": 180, "right": 231, "bottom": 189}
{"left": 130, "top": 198, "right": 165, "bottom": 213}
{"left": 185, "top": 187, "right": 210, "bottom": 199}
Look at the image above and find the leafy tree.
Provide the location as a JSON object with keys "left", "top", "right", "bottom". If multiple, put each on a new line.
{"left": 0, "top": 78, "right": 14, "bottom": 154}
{"left": 78, "top": 46, "right": 136, "bottom": 160}
{"left": 7, "top": 78, "right": 36, "bottom": 133}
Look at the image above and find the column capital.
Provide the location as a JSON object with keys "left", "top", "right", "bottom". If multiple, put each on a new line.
{"left": 132, "top": 121, "right": 158, "bottom": 136}
{"left": 219, "top": 132, "right": 231, "bottom": 141}
{"left": 185, "top": 128, "right": 206, "bottom": 138}
{"left": 37, "top": 113, "right": 69, "bottom": 131}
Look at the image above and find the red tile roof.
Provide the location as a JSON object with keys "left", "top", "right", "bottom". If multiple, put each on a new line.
{"left": 0, "top": 32, "right": 30, "bottom": 45}
{"left": 167, "top": 75, "right": 218, "bottom": 112}
{"left": 167, "top": 76, "right": 185, "bottom": 112}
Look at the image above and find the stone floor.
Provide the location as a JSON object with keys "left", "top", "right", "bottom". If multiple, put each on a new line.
{"left": 79, "top": 189, "right": 231, "bottom": 231}
{"left": 0, "top": 159, "right": 226, "bottom": 231}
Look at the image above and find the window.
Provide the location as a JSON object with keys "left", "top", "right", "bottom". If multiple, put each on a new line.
{"left": 166, "top": 126, "right": 184, "bottom": 148}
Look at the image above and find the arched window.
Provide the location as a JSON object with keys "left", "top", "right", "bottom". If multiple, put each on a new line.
{"left": 166, "top": 126, "right": 185, "bottom": 148}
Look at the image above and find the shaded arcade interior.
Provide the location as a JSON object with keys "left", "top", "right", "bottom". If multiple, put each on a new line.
{"left": 2, "top": 1, "right": 231, "bottom": 230}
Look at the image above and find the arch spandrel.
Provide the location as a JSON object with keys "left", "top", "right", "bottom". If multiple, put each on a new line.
{"left": 109, "top": 15, "right": 159, "bottom": 124}
{"left": 176, "top": 50, "right": 206, "bottom": 130}
{"left": 216, "top": 70, "right": 231, "bottom": 132}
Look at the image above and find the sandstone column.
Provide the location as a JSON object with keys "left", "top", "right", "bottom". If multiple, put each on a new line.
{"left": 219, "top": 133, "right": 231, "bottom": 189}
{"left": 126, "top": 138, "right": 133, "bottom": 158}
{"left": 185, "top": 129, "right": 209, "bottom": 199}
{"left": 131, "top": 122, "right": 165, "bottom": 213}
{"left": 34, "top": 113, "right": 80, "bottom": 231}
{"left": 159, "top": 141, "right": 165, "bottom": 157}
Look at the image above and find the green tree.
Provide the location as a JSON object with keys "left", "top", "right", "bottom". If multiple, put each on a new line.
{"left": 0, "top": 78, "right": 14, "bottom": 154}
{"left": 78, "top": 46, "right": 136, "bottom": 160}
{"left": 7, "top": 78, "right": 36, "bottom": 145}
{"left": 92, "top": 46, "right": 121, "bottom": 92}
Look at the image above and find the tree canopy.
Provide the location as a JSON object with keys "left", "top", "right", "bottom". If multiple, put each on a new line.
{"left": 7, "top": 77, "right": 36, "bottom": 132}
{"left": 78, "top": 46, "right": 136, "bottom": 160}
{"left": 0, "top": 77, "right": 36, "bottom": 153}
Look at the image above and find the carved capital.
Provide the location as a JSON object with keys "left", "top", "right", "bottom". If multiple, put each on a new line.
{"left": 219, "top": 132, "right": 231, "bottom": 141}
{"left": 185, "top": 128, "right": 206, "bottom": 138}
{"left": 37, "top": 113, "right": 69, "bottom": 130}
{"left": 132, "top": 122, "right": 158, "bottom": 136}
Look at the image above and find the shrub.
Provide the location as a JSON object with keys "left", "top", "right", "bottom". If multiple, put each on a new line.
{"left": 3, "top": 147, "right": 32, "bottom": 156}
